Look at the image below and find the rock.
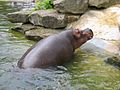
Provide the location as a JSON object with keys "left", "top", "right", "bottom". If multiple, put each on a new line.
{"left": 0, "top": 14, "right": 8, "bottom": 20}
{"left": 81, "top": 38, "right": 120, "bottom": 55}
{"left": 53, "top": 0, "right": 89, "bottom": 14}
{"left": 68, "top": 5, "right": 120, "bottom": 55}
{"left": 89, "top": 0, "right": 110, "bottom": 8}
{"left": 11, "top": 23, "right": 23, "bottom": 33}
{"left": 21, "top": 24, "right": 37, "bottom": 32}
{"left": 25, "top": 27, "right": 63, "bottom": 41}
{"left": 29, "top": 9, "right": 67, "bottom": 29}
{"left": 81, "top": 38, "right": 120, "bottom": 68}
{"left": 11, "top": 23, "right": 37, "bottom": 34}
{"left": 7, "top": 10, "right": 32, "bottom": 23}
{"left": 105, "top": 56, "right": 120, "bottom": 68}
{"left": 11, "top": 23, "right": 63, "bottom": 41}
{"left": 89, "top": 0, "right": 120, "bottom": 8}
{"left": 66, "top": 15, "right": 80, "bottom": 23}
{"left": 68, "top": 5, "right": 120, "bottom": 41}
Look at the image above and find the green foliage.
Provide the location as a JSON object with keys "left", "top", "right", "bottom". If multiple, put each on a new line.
{"left": 34, "top": 0, "right": 53, "bottom": 10}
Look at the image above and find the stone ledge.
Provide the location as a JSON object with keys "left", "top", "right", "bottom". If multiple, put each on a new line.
{"left": 29, "top": 9, "right": 67, "bottom": 29}
{"left": 25, "top": 27, "right": 63, "bottom": 41}
{"left": 11, "top": 23, "right": 63, "bottom": 41}
{"left": 7, "top": 10, "right": 32, "bottom": 23}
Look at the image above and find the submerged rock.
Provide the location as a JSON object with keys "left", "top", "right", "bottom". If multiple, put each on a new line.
{"left": 11, "top": 23, "right": 23, "bottom": 33}
{"left": 105, "top": 56, "right": 120, "bottom": 69}
{"left": 53, "top": 0, "right": 88, "bottom": 14}
{"left": 29, "top": 9, "right": 67, "bottom": 29}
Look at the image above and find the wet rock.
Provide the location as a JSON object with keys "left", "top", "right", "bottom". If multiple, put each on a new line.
{"left": 11, "top": 23, "right": 23, "bottom": 33}
{"left": 0, "top": 14, "right": 8, "bottom": 20}
{"left": 11, "top": 23, "right": 63, "bottom": 41}
{"left": 11, "top": 23, "right": 36, "bottom": 34}
{"left": 25, "top": 27, "right": 63, "bottom": 41}
{"left": 53, "top": 0, "right": 88, "bottom": 14}
{"left": 105, "top": 56, "right": 120, "bottom": 68}
{"left": 89, "top": 0, "right": 120, "bottom": 8}
{"left": 29, "top": 10, "right": 67, "bottom": 29}
{"left": 7, "top": 10, "right": 32, "bottom": 23}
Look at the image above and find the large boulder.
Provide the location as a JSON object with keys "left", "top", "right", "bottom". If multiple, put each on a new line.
{"left": 68, "top": 5, "right": 120, "bottom": 41}
{"left": 7, "top": 10, "right": 32, "bottom": 23}
{"left": 89, "top": 0, "right": 120, "bottom": 8}
{"left": 68, "top": 4, "right": 120, "bottom": 55}
{"left": 53, "top": 0, "right": 88, "bottom": 14}
{"left": 29, "top": 9, "right": 67, "bottom": 29}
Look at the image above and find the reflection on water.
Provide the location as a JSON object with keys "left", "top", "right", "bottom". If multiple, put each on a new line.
{"left": 67, "top": 50, "right": 120, "bottom": 90}
{"left": 0, "top": 1, "right": 18, "bottom": 15}
{"left": 0, "top": 1, "right": 120, "bottom": 90}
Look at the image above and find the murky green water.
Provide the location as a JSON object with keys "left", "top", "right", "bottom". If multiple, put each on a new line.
{"left": 0, "top": 1, "right": 120, "bottom": 90}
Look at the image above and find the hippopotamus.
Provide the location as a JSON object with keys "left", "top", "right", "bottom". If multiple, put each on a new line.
{"left": 17, "top": 28, "right": 93, "bottom": 69}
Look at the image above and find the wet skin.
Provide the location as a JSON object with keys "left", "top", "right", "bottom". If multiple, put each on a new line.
{"left": 17, "top": 28, "right": 93, "bottom": 69}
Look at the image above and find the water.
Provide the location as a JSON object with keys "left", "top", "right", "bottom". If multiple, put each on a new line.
{"left": 0, "top": 1, "right": 120, "bottom": 90}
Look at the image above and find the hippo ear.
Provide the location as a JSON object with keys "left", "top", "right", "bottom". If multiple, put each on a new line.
{"left": 73, "top": 29, "right": 81, "bottom": 39}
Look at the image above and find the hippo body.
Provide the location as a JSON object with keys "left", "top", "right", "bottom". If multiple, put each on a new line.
{"left": 18, "top": 28, "right": 93, "bottom": 69}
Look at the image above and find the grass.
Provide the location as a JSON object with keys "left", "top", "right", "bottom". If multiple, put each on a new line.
{"left": 34, "top": 0, "right": 53, "bottom": 10}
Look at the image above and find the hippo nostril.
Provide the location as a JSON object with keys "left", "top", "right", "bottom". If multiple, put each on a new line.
{"left": 88, "top": 29, "right": 93, "bottom": 34}
{"left": 84, "top": 28, "right": 93, "bottom": 33}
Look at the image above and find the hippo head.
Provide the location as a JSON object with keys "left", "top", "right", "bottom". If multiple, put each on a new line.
{"left": 73, "top": 28, "right": 93, "bottom": 49}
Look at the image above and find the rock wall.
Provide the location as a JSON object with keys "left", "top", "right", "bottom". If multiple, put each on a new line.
{"left": 53, "top": 0, "right": 88, "bottom": 14}
{"left": 8, "top": 0, "right": 120, "bottom": 29}
{"left": 53, "top": 0, "right": 120, "bottom": 14}
{"left": 89, "top": 0, "right": 120, "bottom": 8}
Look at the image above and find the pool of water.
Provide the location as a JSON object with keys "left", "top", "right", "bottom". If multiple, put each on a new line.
{"left": 0, "top": 1, "right": 120, "bottom": 90}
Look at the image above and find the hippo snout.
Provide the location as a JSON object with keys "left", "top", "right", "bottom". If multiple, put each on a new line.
{"left": 82, "top": 28, "right": 94, "bottom": 40}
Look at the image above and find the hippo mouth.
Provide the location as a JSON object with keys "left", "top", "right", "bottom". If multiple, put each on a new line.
{"left": 87, "top": 34, "right": 93, "bottom": 40}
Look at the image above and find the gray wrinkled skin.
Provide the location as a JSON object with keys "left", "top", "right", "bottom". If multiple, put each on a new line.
{"left": 17, "top": 28, "right": 93, "bottom": 69}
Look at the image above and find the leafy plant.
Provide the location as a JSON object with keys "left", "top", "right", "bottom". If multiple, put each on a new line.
{"left": 34, "top": 0, "right": 53, "bottom": 10}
